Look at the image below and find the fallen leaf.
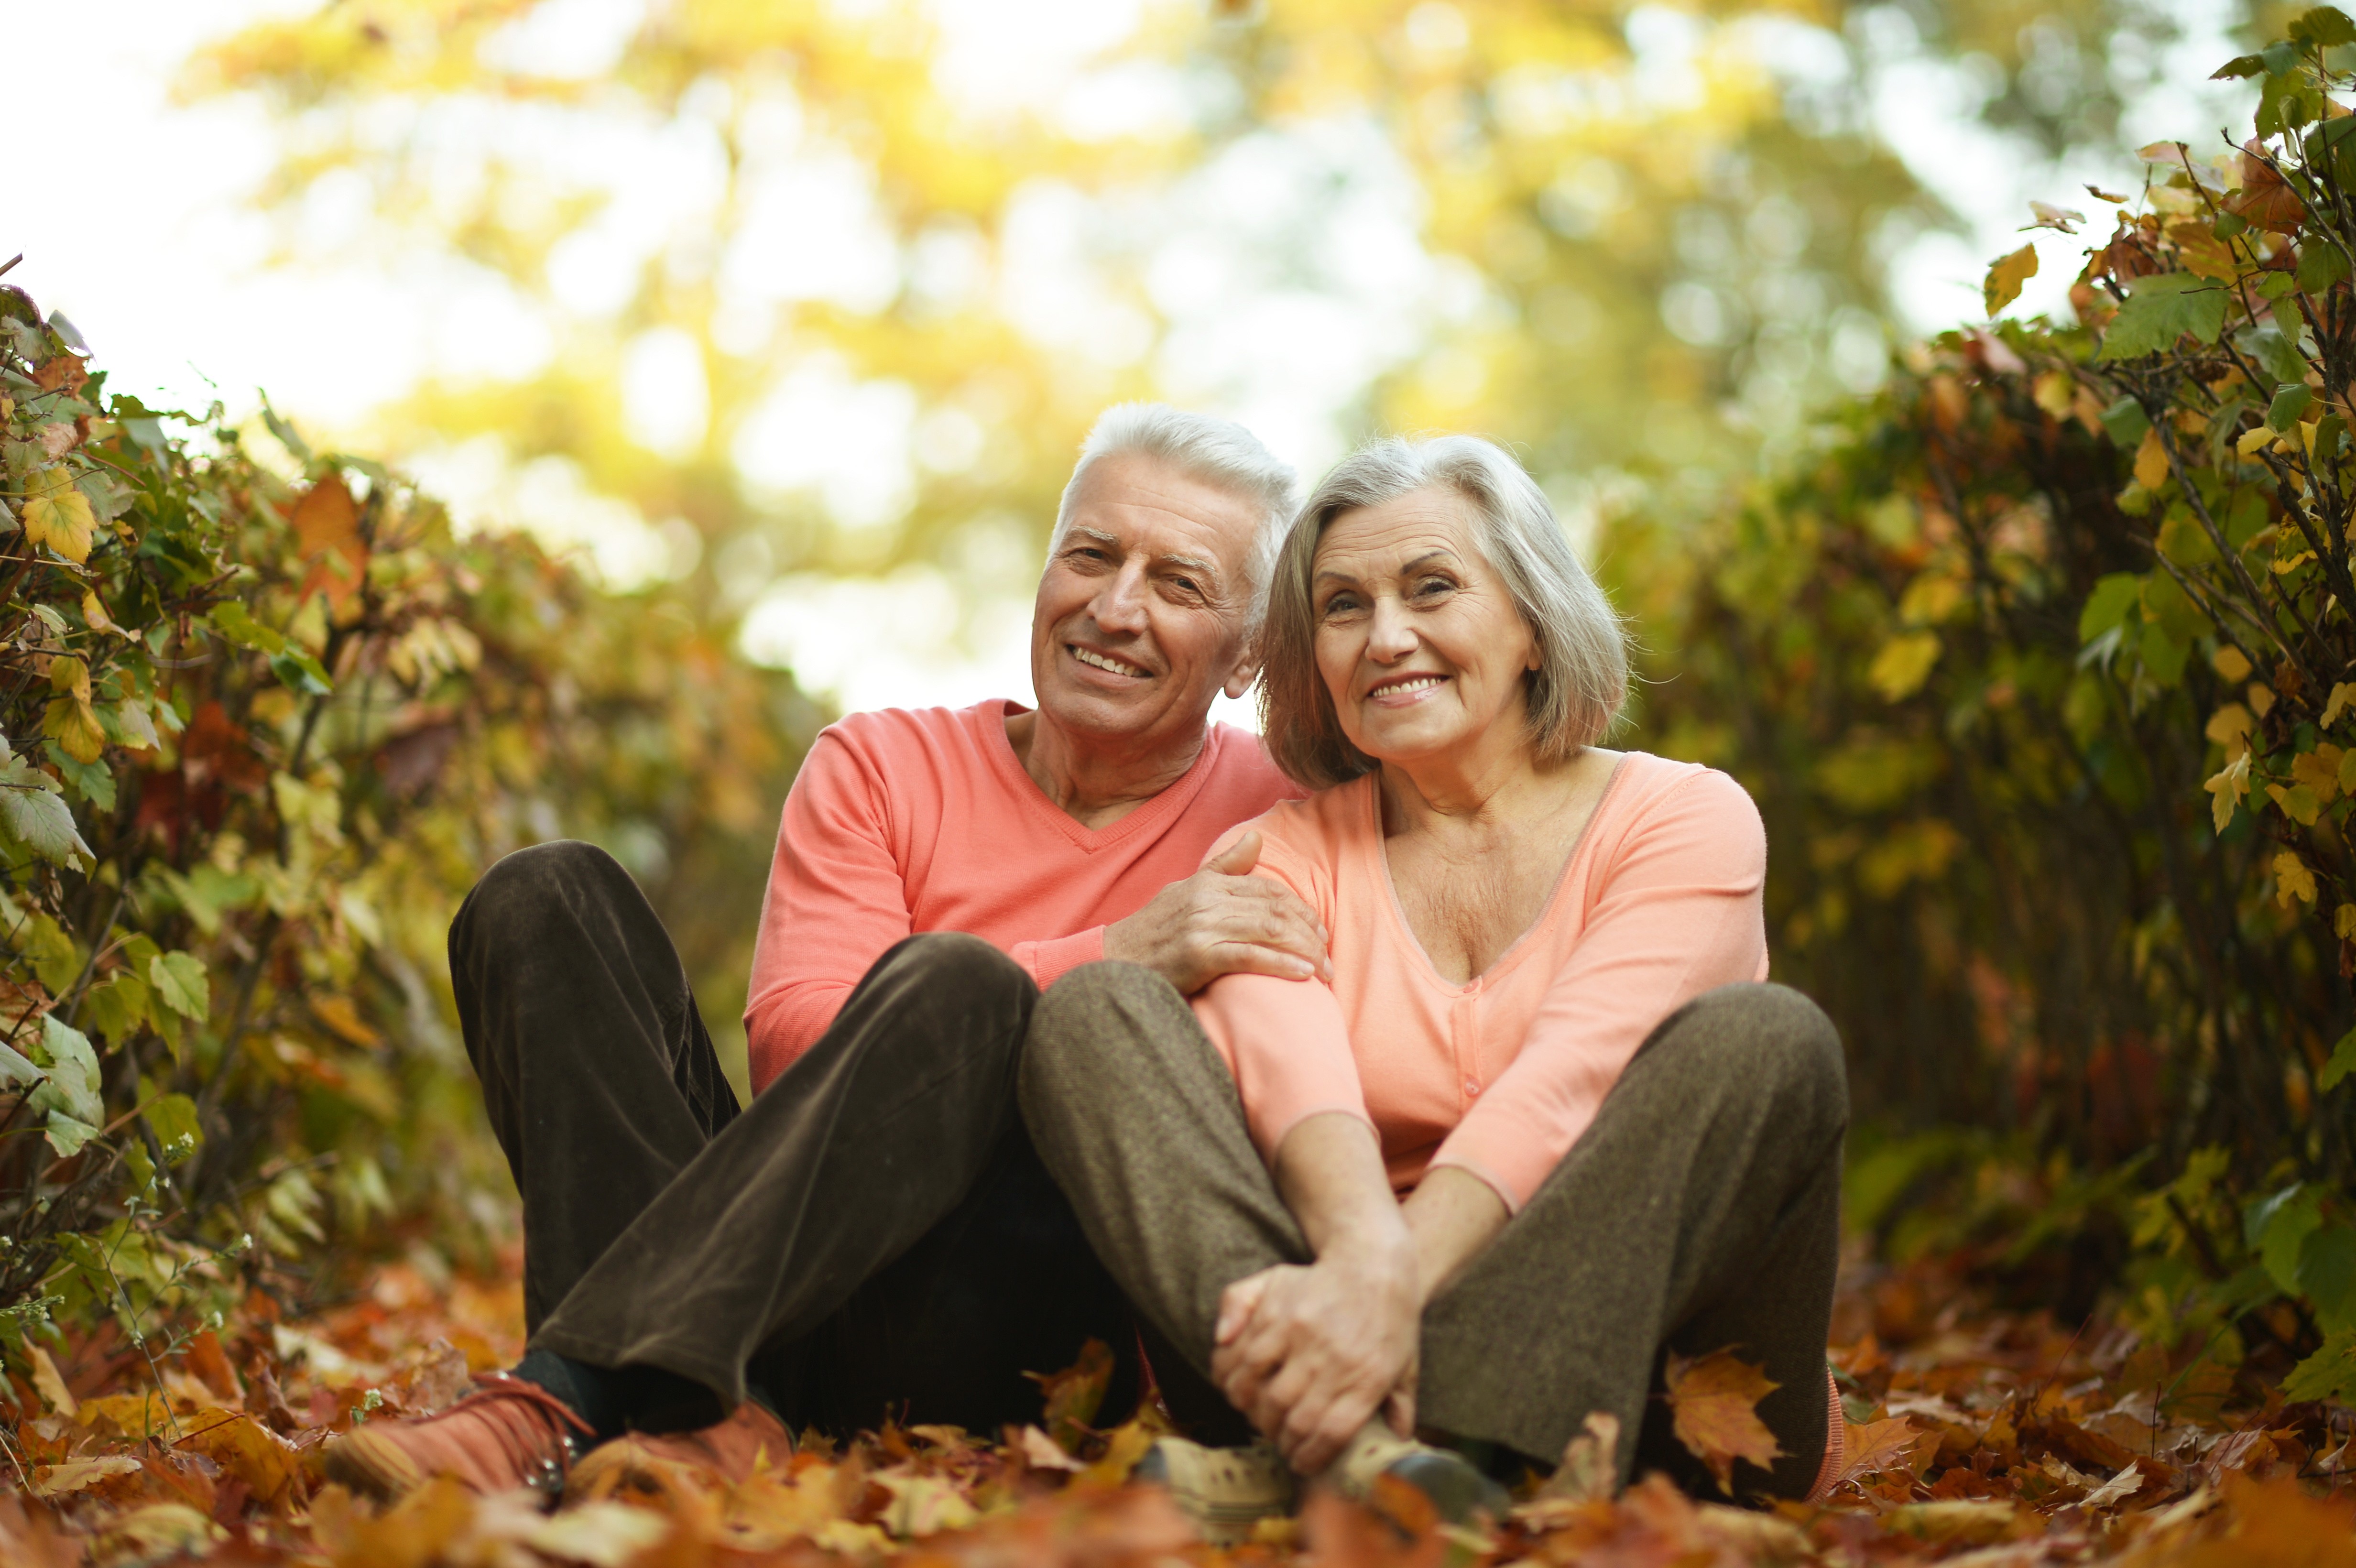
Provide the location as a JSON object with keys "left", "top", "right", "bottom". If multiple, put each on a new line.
{"left": 1025, "top": 1338, "right": 1112, "bottom": 1452}
{"left": 32, "top": 1455, "right": 142, "bottom": 1497}
{"left": 26, "top": 1345, "right": 77, "bottom": 1418}
{"left": 1664, "top": 1347, "right": 1785, "bottom": 1495}
{"left": 1541, "top": 1410, "right": 1620, "bottom": 1502}
{"left": 177, "top": 1407, "right": 304, "bottom": 1507}
{"left": 1838, "top": 1416, "right": 1926, "bottom": 1484}
{"left": 1018, "top": 1424, "right": 1084, "bottom": 1471}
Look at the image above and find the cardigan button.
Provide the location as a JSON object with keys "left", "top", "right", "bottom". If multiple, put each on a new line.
{"left": 1463, "top": 1078, "right": 1480, "bottom": 1096}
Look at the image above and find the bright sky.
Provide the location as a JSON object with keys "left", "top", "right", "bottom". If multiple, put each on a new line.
{"left": 10, "top": 0, "right": 2253, "bottom": 725}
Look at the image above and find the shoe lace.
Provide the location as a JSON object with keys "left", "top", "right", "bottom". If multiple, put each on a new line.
{"left": 440, "top": 1372, "right": 596, "bottom": 1495}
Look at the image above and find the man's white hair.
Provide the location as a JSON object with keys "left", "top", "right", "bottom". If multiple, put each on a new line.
{"left": 1051, "top": 403, "right": 1298, "bottom": 632}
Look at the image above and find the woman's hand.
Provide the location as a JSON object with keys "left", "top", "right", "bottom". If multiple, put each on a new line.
{"left": 1210, "top": 1232, "right": 1420, "bottom": 1474}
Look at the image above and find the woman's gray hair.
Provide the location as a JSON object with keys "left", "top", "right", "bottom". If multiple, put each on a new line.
{"left": 1053, "top": 403, "right": 1298, "bottom": 632}
{"left": 1260, "top": 435, "right": 1628, "bottom": 789}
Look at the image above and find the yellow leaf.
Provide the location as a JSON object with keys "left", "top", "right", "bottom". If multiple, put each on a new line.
{"left": 2343, "top": 748, "right": 2356, "bottom": 795}
{"left": 2205, "top": 703, "right": 2253, "bottom": 753}
{"left": 2249, "top": 682, "right": 2277, "bottom": 719}
{"left": 43, "top": 695, "right": 106, "bottom": 763}
{"left": 2134, "top": 427, "right": 2171, "bottom": 490}
{"left": 2294, "top": 747, "right": 2344, "bottom": 804}
{"left": 1869, "top": 632, "right": 1943, "bottom": 701}
{"left": 2277, "top": 850, "right": 2319, "bottom": 906}
{"left": 26, "top": 1344, "right": 76, "bottom": 1418}
{"left": 1664, "top": 1347, "right": 1785, "bottom": 1495}
{"left": 1985, "top": 244, "right": 2038, "bottom": 316}
{"left": 2206, "top": 751, "right": 2251, "bottom": 833}
{"left": 177, "top": 1408, "right": 304, "bottom": 1506}
{"left": 2267, "top": 782, "right": 2323, "bottom": 826}
{"left": 2238, "top": 425, "right": 2275, "bottom": 457}
{"left": 48, "top": 653, "right": 90, "bottom": 703}
{"left": 2338, "top": 904, "right": 2356, "bottom": 940}
{"left": 2326, "top": 681, "right": 2356, "bottom": 729}
{"left": 20, "top": 467, "right": 96, "bottom": 563}
{"left": 2032, "top": 371, "right": 2074, "bottom": 420}
{"left": 2213, "top": 645, "right": 2253, "bottom": 681}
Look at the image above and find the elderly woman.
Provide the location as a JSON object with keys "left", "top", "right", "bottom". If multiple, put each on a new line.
{"left": 1022, "top": 436, "right": 1845, "bottom": 1524}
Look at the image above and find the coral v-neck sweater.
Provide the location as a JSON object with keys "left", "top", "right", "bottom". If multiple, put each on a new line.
{"left": 1190, "top": 752, "right": 1770, "bottom": 1210}
{"left": 744, "top": 700, "right": 1299, "bottom": 1092}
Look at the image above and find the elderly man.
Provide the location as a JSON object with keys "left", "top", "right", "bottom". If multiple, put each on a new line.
{"left": 328, "top": 404, "right": 1321, "bottom": 1500}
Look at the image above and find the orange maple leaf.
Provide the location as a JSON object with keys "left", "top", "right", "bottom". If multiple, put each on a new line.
{"left": 1664, "top": 1347, "right": 1785, "bottom": 1495}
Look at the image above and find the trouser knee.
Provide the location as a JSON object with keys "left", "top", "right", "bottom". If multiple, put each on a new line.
{"left": 451, "top": 839, "right": 639, "bottom": 967}
{"left": 1654, "top": 982, "right": 1847, "bottom": 1133}
{"left": 1022, "top": 960, "right": 1188, "bottom": 1104}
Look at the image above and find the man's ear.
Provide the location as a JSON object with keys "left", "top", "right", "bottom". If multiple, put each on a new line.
{"left": 1222, "top": 630, "right": 1261, "bottom": 701}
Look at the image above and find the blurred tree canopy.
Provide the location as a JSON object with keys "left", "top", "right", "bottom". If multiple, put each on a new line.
{"left": 186, "top": 0, "right": 2235, "bottom": 577}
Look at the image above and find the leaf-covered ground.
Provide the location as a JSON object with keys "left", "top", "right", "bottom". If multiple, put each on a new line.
{"left": 4, "top": 1244, "right": 2350, "bottom": 1568}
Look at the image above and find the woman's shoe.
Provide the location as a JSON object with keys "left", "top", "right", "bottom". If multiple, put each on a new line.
{"left": 1134, "top": 1436, "right": 1297, "bottom": 1544}
{"left": 1321, "top": 1422, "right": 1508, "bottom": 1526}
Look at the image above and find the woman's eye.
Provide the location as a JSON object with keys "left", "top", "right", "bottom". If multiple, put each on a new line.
{"left": 1413, "top": 576, "right": 1455, "bottom": 599}
{"left": 1320, "top": 593, "right": 1363, "bottom": 617}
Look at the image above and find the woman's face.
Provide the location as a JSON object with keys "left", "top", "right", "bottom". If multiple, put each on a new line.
{"left": 1310, "top": 486, "right": 1538, "bottom": 771}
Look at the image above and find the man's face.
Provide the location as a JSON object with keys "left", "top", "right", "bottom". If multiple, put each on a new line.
{"left": 1030, "top": 452, "right": 1262, "bottom": 751}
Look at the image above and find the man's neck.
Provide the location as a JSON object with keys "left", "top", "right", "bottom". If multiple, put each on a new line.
{"left": 1005, "top": 708, "right": 1209, "bottom": 831}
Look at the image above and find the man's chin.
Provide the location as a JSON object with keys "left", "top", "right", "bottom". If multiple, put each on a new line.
{"left": 1034, "top": 682, "right": 1202, "bottom": 744}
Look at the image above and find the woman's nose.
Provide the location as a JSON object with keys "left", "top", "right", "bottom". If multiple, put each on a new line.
{"left": 1366, "top": 596, "right": 1417, "bottom": 659}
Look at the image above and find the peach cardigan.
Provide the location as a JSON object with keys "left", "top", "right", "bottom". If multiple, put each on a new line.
{"left": 1191, "top": 752, "right": 1770, "bottom": 1210}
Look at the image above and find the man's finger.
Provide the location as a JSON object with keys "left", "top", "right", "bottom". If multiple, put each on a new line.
{"left": 1202, "top": 830, "right": 1261, "bottom": 878}
{"left": 1206, "top": 942, "right": 1318, "bottom": 982}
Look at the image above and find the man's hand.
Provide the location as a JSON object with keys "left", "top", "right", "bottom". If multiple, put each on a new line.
{"left": 1103, "top": 831, "right": 1331, "bottom": 994}
{"left": 1210, "top": 1237, "right": 1421, "bottom": 1474}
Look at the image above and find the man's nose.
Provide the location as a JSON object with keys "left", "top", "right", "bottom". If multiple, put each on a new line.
{"left": 1091, "top": 559, "right": 1151, "bottom": 634}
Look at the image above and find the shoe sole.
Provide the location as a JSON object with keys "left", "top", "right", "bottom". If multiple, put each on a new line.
{"left": 322, "top": 1431, "right": 424, "bottom": 1503}
{"left": 1383, "top": 1450, "right": 1509, "bottom": 1526}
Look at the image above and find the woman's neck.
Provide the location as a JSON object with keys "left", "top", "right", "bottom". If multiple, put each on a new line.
{"left": 1377, "top": 727, "right": 1564, "bottom": 838}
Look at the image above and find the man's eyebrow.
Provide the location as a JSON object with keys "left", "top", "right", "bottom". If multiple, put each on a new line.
{"left": 1063, "top": 525, "right": 1120, "bottom": 548}
{"left": 1160, "top": 552, "right": 1220, "bottom": 577}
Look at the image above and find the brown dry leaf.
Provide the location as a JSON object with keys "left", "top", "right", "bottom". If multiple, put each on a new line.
{"left": 1025, "top": 1336, "right": 1112, "bottom": 1452}
{"left": 291, "top": 474, "right": 369, "bottom": 621}
{"left": 1079, "top": 1417, "right": 1156, "bottom": 1487}
{"left": 1838, "top": 1415, "right": 1926, "bottom": 1484}
{"left": 31, "top": 353, "right": 87, "bottom": 394}
{"left": 26, "top": 1345, "right": 77, "bottom": 1418}
{"left": 31, "top": 1455, "right": 142, "bottom": 1497}
{"left": 76, "top": 1390, "right": 173, "bottom": 1441}
{"left": 1017, "top": 1423, "right": 1084, "bottom": 1472}
{"left": 1539, "top": 1410, "right": 1619, "bottom": 1503}
{"left": 177, "top": 1407, "right": 304, "bottom": 1507}
{"left": 90, "top": 1503, "right": 224, "bottom": 1564}
{"left": 1664, "top": 1347, "right": 1784, "bottom": 1495}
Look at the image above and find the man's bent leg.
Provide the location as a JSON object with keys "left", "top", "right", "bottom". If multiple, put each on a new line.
{"left": 452, "top": 840, "right": 739, "bottom": 1334}
{"left": 759, "top": 1120, "right": 1139, "bottom": 1437}
{"left": 531, "top": 933, "right": 1039, "bottom": 1411}
{"left": 1417, "top": 983, "right": 1846, "bottom": 1498}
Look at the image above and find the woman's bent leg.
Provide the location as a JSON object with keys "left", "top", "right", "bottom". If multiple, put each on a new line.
{"left": 1418, "top": 983, "right": 1846, "bottom": 1499}
{"left": 451, "top": 840, "right": 740, "bottom": 1334}
{"left": 1019, "top": 962, "right": 1309, "bottom": 1396}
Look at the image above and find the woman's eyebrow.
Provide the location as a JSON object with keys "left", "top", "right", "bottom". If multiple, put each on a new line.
{"left": 1401, "top": 550, "right": 1459, "bottom": 573}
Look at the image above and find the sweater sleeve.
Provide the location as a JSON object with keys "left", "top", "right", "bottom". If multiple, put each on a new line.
{"left": 742, "top": 729, "right": 915, "bottom": 1093}
{"left": 1426, "top": 770, "right": 1769, "bottom": 1210}
{"left": 1188, "top": 835, "right": 1374, "bottom": 1165}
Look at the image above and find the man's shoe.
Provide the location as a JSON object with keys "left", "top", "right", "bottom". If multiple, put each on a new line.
{"left": 1134, "top": 1436, "right": 1297, "bottom": 1545}
{"left": 324, "top": 1372, "right": 592, "bottom": 1503}
{"left": 565, "top": 1401, "right": 796, "bottom": 1507}
{"left": 1322, "top": 1423, "right": 1508, "bottom": 1527}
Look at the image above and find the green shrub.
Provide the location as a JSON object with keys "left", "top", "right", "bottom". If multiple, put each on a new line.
{"left": 1615, "top": 4, "right": 2356, "bottom": 1376}
{"left": 0, "top": 273, "right": 814, "bottom": 1358}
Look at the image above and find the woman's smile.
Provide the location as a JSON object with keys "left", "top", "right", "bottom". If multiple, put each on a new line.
{"left": 1364, "top": 671, "right": 1451, "bottom": 705}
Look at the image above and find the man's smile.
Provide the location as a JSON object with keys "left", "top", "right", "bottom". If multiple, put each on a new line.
{"left": 1069, "top": 644, "right": 1152, "bottom": 679}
